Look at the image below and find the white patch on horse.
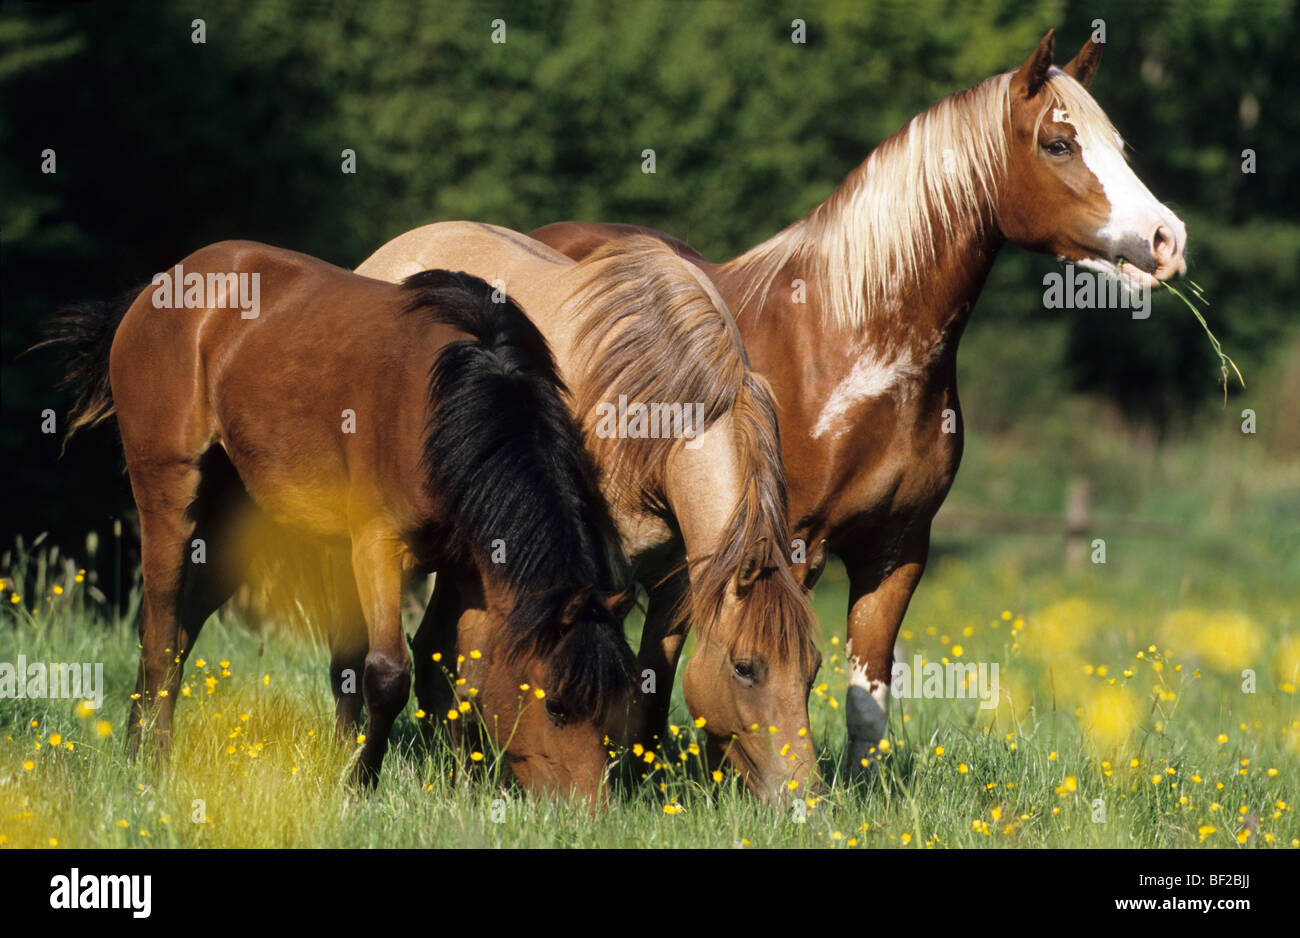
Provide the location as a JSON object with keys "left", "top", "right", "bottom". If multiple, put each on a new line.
{"left": 811, "top": 346, "right": 916, "bottom": 439}
{"left": 1068, "top": 120, "right": 1181, "bottom": 261}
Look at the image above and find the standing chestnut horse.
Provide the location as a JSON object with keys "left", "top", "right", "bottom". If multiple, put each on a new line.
{"left": 532, "top": 32, "right": 1187, "bottom": 773}
{"left": 46, "top": 241, "right": 634, "bottom": 797}
{"left": 357, "top": 228, "right": 823, "bottom": 797}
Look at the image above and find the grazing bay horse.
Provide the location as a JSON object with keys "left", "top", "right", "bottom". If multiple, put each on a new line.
{"left": 357, "top": 227, "right": 823, "bottom": 798}
{"left": 46, "top": 241, "right": 634, "bottom": 796}
{"left": 531, "top": 31, "right": 1188, "bottom": 773}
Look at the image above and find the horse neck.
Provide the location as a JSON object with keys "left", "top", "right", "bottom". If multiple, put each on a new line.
{"left": 661, "top": 415, "right": 747, "bottom": 574}
{"left": 721, "top": 157, "right": 1007, "bottom": 373}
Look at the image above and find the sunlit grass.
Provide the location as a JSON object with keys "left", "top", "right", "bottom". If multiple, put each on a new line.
{"left": 2, "top": 413, "right": 1296, "bottom": 848}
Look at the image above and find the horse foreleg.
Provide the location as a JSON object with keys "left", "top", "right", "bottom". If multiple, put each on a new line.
{"left": 328, "top": 559, "right": 368, "bottom": 740}
{"left": 410, "top": 572, "right": 462, "bottom": 746}
{"left": 628, "top": 576, "right": 688, "bottom": 757}
{"left": 348, "top": 525, "right": 411, "bottom": 787}
{"left": 842, "top": 531, "right": 929, "bottom": 780}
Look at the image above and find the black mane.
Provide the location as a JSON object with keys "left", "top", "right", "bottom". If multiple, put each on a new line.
{"left": 403, "top": 269, "right": 632, "bottom": 717}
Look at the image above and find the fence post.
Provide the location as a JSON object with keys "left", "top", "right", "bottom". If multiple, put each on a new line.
{"left": 1064, "top": 476, "right": 1091, "bottom": 571}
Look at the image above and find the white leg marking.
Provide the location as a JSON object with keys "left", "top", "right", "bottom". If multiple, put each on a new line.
{"left": 844, "top": 642, "right": 890, "bottom": 770}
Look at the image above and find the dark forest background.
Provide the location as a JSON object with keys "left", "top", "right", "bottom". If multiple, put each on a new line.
{"left": 3, "top": 0, "right": 1297, "bottom": 578}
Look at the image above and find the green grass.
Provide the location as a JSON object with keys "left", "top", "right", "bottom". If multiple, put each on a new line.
{"left": 2, "top": 402, "right": 1297, "bottom": 848}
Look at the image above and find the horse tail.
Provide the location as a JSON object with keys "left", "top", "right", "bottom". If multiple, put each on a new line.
{"left": 36, "top": 285, "right": 144, "bottom": 448}
{"left": 402, "top": 268, "right": 633, "bottom": 718}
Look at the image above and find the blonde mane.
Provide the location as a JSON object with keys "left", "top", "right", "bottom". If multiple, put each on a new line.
{"left": 569, "top": 236, "right": 752, "bottom": 510}
{"left": 724, "top": 68, "right": 1122, "bottom": 331}
{"left": 567, "top": 236, "right": 816, "bottom": 664}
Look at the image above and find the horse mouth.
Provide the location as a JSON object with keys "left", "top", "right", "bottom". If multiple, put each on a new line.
{"left": 1115, "top": 258, "right": 1165, "bottom": 291}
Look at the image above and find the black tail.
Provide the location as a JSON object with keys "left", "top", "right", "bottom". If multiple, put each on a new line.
{"left": 403, "top": 269, "right": 633, "bottom": 718}
{"left": 35, "top": 285, "right": 143, "bottom": 448}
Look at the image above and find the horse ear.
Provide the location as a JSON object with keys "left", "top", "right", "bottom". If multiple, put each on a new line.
{"left": 803, "top": 539, "right": 829, "bottom": 591}
{"left": 734, "top": 537, "right": 768, "bottom": 592}
{"left": 558, "top": 586, "right": 593, "bottom": 628}
{"left": 1062, "top": 36, "right": 1102, "bottom": 88}
{"left": 1011, "top": 28, "right": 1055, "bottom": 100}
{"left": 604, "top": 584, "right": 638, "bottom": 619}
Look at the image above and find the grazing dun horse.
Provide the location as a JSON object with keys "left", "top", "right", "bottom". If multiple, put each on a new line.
{"left": 46, "top": 241, "right": 634, "bottom": 797}
{"left": 357, "top": 228, "right": 823, "bottom": 798}
{"left": 532, "top": 31, "right": 1188, "bottom": 772}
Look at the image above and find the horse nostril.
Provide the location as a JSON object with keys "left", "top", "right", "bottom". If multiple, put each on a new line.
{"left": 1151, "top": 225, "right": 1176, "bottom": 264}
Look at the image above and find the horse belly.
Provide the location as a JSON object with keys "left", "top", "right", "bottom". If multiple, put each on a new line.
{"left": 214, "top": 432, "right": 352, "bottom": 538}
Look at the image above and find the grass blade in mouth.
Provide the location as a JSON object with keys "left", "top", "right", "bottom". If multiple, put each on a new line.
{"left": 1120, "top": 260, "right": 1245, "bottom": 404}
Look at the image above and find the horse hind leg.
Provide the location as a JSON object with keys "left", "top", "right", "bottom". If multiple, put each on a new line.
{"left": 126, "top": 446, "right": 254, "bottom": 763}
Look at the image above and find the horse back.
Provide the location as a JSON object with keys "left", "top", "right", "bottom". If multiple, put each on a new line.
{"left": 110, "top": 240, "right": 451, "bottom": 540}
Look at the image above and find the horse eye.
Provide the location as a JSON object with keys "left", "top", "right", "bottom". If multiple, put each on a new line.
{"left": 544, "top": 698, "right": 568, "bottom": 727}
{"left": 732, "top": 660, "right": 757, "bottom": 684}
{"left": 1044, "top": 138, "right": 1073, "bottom": 157}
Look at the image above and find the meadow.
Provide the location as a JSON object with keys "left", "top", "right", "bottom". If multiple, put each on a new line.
{"left": 2, "top": 335, "right": 1296, "bottom": 849}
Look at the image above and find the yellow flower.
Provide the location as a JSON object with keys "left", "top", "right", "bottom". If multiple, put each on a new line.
{"left": 711, "top": 770, "right": 723, "bottom": 783}
{"left": 458, "top": 701, "right": 471, "bottom": 713}
{"left": 663, "top": 803, "right": 684, "bottom": 815}
{"left": 414, "top": 709, "right": 426, "bottom": 719}
{"left": 533, "top": 688, "right": 545, "bottom": 699}
{"left": 1065, "top": 776, "right": 1077, "bottom": 792}
{"left": 195, "top": 658, "right": 206, "bottom": 668}
{"left": 23, "top": 759, "right": 34, "bottom": 771}
{"left": 958, "top": 763, "right": 969, "bottom": 774}
{"left": 878, "top": 739, "right": 891, "bottom": 753}
{"left": 934, "top": 745, "right": 944, "bottom": 756}
{"left": 470, "top": 751, "right": 484, "bottom": 762}
{"left": 446, "top": 709, "right": 459, "bottom": 721}
{"left": 1216, "top": 733, "right": 1228, "bottom": 744}
{"left": 900, "top": 833, "right": 912, "bottom": 845}
{"left": 95, "top": 720, "right": 112, "bottom": 738}
{"left": 48, "top": 732, "right": 62, "bottom": 746}
{"left": 694, "top": 716, "right": 707, "bottom": 728}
